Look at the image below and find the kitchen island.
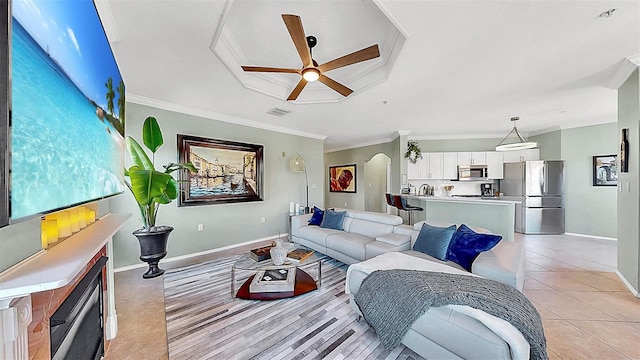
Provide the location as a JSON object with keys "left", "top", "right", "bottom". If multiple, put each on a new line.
{"left": 404, "top": 195, "right": 520, "bottom": 241}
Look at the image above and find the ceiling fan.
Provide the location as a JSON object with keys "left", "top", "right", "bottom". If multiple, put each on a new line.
{"left": 241, "top": 14, "right": 380, "bottom": 101}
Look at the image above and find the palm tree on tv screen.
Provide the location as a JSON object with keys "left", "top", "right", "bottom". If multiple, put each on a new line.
{"left": 117, "top": 80, "right": 125, "bottom": 122}
{"left": 105, "top": 77, "right": 115, "bottom": 116}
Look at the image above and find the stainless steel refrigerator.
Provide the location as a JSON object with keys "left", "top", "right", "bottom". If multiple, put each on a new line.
{"left": 501, "top": 161, "right": 565, "bottom": 234}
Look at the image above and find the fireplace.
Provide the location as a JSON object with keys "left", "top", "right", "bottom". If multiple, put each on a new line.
{"left": 50, "top": 257, "right": 107, "bottom": 360}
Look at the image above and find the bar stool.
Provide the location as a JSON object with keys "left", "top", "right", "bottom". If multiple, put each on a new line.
{"left": 385, "top": 193, "right": 396, "bottom": 214}
{"left": 393, "top": 195, "right": 424, "bottom": 225}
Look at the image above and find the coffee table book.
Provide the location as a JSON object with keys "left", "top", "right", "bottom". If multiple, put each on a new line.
{"left": 249, "top": 268, "right": 296, "bottom": 293}
{"left": 250, "top": 244, "right": 274, "bottom": 262}
{"left": 286, "top": 248, "right": 314, "bottom": 263}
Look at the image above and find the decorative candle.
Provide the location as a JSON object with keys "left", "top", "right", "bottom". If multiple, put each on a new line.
{"left": 78, "top": 206, "right": 87, "bottom": 229}
{"left": 88, "top": 210, "right": 96, "bottom": 223}
{"left": 42, "top": 219, "right": 59, "bottom": 245}
{"left": 69, "top": 207, "right": 80, "bottom": 232}
{"left": 41, "top": 228, "right": 48, "bottom": 249}
{"left": 45, "top": 211, "right": 72, "bottom": 238}
{"left": 289, "top": 202, "right": 295, "bottom": 213}
{"left": 295, "top": 203, "right": 300, "bottom": 214}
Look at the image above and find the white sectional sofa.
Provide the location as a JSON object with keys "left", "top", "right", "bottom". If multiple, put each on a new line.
{"left": 290, "top": 208, "right": 528, "bottom": 359}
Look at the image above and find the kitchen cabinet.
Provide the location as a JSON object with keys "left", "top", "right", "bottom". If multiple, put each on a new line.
{"left": 502, "top": 149, "right": 540, "bottom": 163}
{"left": 407, "top": 152, "right": 444, "bottom": 179}
{"left": 457, "top": 152, "right": 486, "bottom": 165}
{"left": 486, "top": 151, "right": 504, "bottom": 179}
{"left": 442, "top": 152, "right": 458, "bottom": 179}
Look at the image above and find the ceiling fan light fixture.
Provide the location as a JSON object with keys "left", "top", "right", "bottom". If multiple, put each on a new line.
{"left": 495, "top": 117, "right": 538, "bottom": 152}
{"left": 302, "top": 67, "right": 320, "bottom": 82}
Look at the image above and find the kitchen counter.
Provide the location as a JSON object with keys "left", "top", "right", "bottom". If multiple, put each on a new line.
{"left": 407, "top": 195, "right": 522, "bottom": 204}
{"left": 403, "top": 195, "right": 516, "bottom": 241}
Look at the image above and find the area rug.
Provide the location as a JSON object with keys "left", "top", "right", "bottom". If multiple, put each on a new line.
{"left": 163, "top": 256, "right": 425, "bottom": 360}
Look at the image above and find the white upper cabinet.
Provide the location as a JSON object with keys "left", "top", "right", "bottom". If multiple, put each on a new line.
{"left": 443, "top": 152, "right": 458, "bottom": 179}
{"left": 457, "top": 152, "right": 486, "bottom": 165}
{"left": 407, "top": 152, "right": 444, "bottom": 179}
{"left": 486, "top": 151, "right": 504, "bottom": 179}
{"left": 502, "top": 149, "right": 540, "bottom": 163}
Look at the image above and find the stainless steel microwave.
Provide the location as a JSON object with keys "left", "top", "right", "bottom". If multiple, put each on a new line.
{"left": 457, "top": 165, "right": 489, "bottom": 181}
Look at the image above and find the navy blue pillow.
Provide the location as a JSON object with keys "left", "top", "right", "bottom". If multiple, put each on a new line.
{"left": 446, "top": 224, "right": 502, "bottom": 271}
{"left": 308, "top": 206, "right": 324, "bottom": 226}
{"left": 413, "top": 223, "right": 456, "bottom": 260}
{"left": 320, "top": 209, "right": 346, "bottom": 230}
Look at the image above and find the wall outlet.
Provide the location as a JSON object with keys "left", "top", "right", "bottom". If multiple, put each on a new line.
{"left": 261, "top": 216, "right": 266, "bottom": 223}
{"left": 344, "top": 203, "right": 348, "bottom": 207}
{"left": 197, "top": 224, "right": 204, "bottom": 231}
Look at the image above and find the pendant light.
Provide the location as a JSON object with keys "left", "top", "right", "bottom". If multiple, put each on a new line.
{"left": 495, "top": 117, "right": 537, "bottom": 151}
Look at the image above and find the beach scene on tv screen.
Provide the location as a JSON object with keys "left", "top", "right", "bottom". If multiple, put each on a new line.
{"left": 11, "top": 0, "right": 125, "bottom": 220}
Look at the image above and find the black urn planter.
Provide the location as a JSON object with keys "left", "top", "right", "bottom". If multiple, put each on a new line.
{"left": 133, "top": 226, "right": 173, "bottom": 279}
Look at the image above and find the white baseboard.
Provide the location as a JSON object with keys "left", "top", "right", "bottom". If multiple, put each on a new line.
{"left": 564, "top": 232, "right": 617, "bottom": 241}
{"left": 615, "top": 270, "right": 640, "bottom": 298}
{"left": 105, "top": 313, "right": 118, "bottom": 340}
{"left": 114, "top": 233, "right": 286, "bottom": 273}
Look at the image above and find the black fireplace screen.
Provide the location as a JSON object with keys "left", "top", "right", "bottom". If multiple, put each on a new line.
{"left": 50, "top": 256, "right": 107, "bottom": 360}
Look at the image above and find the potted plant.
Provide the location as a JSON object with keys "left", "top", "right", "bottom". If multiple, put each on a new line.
{"left": 125, "top": 116, "right": 197, "bottom": 278}
{"left": 405, "top": 141, "right": 423, "bottom": 164}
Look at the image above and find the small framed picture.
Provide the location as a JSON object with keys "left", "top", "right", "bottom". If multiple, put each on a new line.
{"left": 592, "top": 155, "right": 617, "bottom": 186}
{"left": 329, "top": 164, "right": 356, "bottom": 193}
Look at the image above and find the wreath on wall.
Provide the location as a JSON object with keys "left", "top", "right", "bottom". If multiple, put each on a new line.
{"left": 405, "top": 141, "right": 423, "bottom": 164}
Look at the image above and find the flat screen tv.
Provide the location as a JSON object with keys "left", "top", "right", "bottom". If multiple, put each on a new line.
{"left": 1, "top": 0, "right": 125, "bottom": 227}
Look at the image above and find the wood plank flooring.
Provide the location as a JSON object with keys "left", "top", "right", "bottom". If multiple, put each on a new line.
{"left": 163, "top": 257, "right": 425, "bottom": 360}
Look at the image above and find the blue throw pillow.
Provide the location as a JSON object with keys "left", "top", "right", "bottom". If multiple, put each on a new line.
{"left": 320, "top": 209, "right": 346, "bottom": 230}
{"left": 413, "top": 223, "right": 457, "bottom": 260}
{"left": 446, "top": 224, "right": 502, "bottom": 271}
{"left": 308, "top": 206, "right": 324, "bottom": 226}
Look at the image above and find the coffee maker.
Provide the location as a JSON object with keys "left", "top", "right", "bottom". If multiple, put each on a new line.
{"left": 480, "top": 183, "right": 495, "bottom": 197}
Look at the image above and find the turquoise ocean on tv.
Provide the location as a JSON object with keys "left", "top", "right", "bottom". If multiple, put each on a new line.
{"left": 11, "top": 19, "right": 124, "bottom": 220}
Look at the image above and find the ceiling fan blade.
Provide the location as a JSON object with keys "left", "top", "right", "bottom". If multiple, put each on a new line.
{"left": 241, "top": 66, "right": 300, "bottom": 74}
{"left": 318, "top": 75, "right": 353, "bottom": 97}
{"left": 318, "top": 44, "right": 380, "bottom": 73}
{"left": 282, "top": 14, "right": 312, "bottom": 67}
{"left": 287, "top": 78, "right": 308, "bottom": 101}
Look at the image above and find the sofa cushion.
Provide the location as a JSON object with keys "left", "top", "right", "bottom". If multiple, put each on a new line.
{"left": 366, "top": 240, "right": 411, "bottom": 259}
{"left": 375, "top": 233, "right": 411, "bottom": 247}
{"left": 325, "top": 232, "right": 373, "bottom": 261}
{"left": 402, "top": 250, "right": 467, "bottom": 273}
{"left": 298, "top": 226, "right": 341, "bottom": 246}
{"left": 446, "top": 224, "right": 502, "bottom": 271}
{"left": 349, "top": 218, "right": 394, "bottom": 239}
{"left": 308, "top": 206, "right": 324, "bottom": 226}
{"left": 413, "top": 223, "right": 456, "bottom": 260}
{"left": 353, "top": 211, "right": 403, "bottom": 226}
{"left": 321, "top": 209, "right": 347, "bottom": 230}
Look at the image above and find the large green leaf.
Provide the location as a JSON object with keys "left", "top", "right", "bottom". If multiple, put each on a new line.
{"left": 142, "top": 116, "right": 163, "bottom": 153}
{"left": 126, "top": 137, "right": 154, "bottom": 170}
{"left": 128, "top": 167, "right": 174, "bottom": 206}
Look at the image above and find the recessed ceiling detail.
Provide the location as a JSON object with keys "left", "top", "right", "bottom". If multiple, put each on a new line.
{"left": 210, "top": 1, "right": 407, "bottom": 104}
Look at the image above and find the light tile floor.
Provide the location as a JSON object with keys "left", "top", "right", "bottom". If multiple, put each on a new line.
{"left": 104, "top": 234, "right": 640, "bottom": 360}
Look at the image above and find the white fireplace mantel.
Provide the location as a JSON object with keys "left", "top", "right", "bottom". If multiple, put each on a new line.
{"left": 0, "top": 213, "right": 130, "bottom": 359}
{"left": 0, "top": 213, "right": 130, "bottom": 299}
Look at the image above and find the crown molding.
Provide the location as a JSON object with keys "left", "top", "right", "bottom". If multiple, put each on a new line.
{"left": 127, "top": 94, "right": 327, "bottom": 141}
{"left": 608, "top": 54, "right": 640, "bottom": 90}
{"left": 324, "top": 133, "right": 399, "bottom": 153}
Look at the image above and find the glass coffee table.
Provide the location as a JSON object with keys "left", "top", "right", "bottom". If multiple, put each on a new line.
{"left": 231, "top": 245, "right": 322, "bottom": 300}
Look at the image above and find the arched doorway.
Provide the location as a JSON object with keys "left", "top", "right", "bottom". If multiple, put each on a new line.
{"left": 364, "top": 153, "right": 391, "bottom": 213}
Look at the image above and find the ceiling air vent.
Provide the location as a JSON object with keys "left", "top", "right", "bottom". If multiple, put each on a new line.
{"left": 267, "top": 108, "right": 290, "bottom": 117}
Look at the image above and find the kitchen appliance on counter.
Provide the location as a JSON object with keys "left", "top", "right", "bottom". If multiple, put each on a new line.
{"left": 457, "top": 165, "right": 488, "bottom": 181}
{"left": 480, "top": 183, "right": 495, "bottom": 197}
{"left": 501, "top": 161, "right": 564, "bottom": 234}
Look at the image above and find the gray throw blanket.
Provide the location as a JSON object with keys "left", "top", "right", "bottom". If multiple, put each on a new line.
{"left": 354, "top": 270, "right": 548, "bottom": 360}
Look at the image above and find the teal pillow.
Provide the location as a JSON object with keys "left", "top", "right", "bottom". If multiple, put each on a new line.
{"left": 320, "top": 209, "right": 346, "bottom": 230}
{"left": 412, "top": 223, "right": 456, "bottom": 260}
{"left": 446, "top": 224, "right": 502, "bottom": 271}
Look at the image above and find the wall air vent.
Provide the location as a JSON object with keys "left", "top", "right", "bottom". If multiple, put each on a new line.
{"left": 267, "top": 108, "right": 290, "bottom": 117}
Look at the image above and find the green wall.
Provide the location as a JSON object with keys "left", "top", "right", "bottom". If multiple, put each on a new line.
{"left": 324, "top": 142, "right": 393, "bottom": 210}
{"left": 560, "top": 123, "right": 618, "bottom": 238}
{"left": 531, "top": 130, "right": 561, "bottom": 160}
{"left": 617, "top": 68, "right": 639, "bottom": 293}
{"left": 0, "top": 217, "right": 41, "bottom": 272}
{"left": 109, "top": 102, "right": 324, "bottom": 269}
{"left": 416, "top": 138, "right": 503, "bottom": 152}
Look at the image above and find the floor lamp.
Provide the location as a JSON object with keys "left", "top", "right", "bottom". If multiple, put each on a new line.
{"left": 290, "top": 153, "right": 310, "bottom": 214}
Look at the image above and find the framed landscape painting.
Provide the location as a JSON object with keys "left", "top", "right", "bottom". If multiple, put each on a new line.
{"left": 177, "top": 135, "right": 264, "bottom": 206}
{"left": 592, "top": 154, "right": 617, "bottom": 186}
{"left": 329, "top": 164, "right": 356, "bottom": 193}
